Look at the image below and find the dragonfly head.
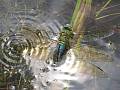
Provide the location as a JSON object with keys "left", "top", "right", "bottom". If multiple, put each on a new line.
{"left": 63, "top": 24, "right": 72, "bottom": 31}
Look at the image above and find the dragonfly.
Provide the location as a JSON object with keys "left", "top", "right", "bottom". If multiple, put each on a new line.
{"left": 51, "top": 0, "right": 114, "bottom": 77}
{"left": 52, "top": 0, "right": 92, "bottom": 64}
{"left": 52, "top": 24, "right": 74, "bottom": 64}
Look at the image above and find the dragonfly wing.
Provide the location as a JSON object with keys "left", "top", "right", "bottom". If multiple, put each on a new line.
{"left": 65, "top": 49, "right": 107, "bottom": 78}
{"left": 72, "top": 46, "right": 113, "bottom": 62}
{"left": 70, "top": 0, "right": 92, "bottom": 47}
{"left": 78, "top": 61, "right": 107, "bottom": 77}
{"left": 85, "top": 46, "right": 113, "bottom": 62}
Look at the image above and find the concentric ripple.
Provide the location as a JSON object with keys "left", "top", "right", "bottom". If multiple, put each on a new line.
{"left": 0, "top": 5, "right": 65, "bottom": 89}
{"left": 0, "top": 6, "right": 63, "bottom": 68}
{"left": 0, "top": 24, "right": 56, "bottom": 68}
{"left": 1, "top": 33, "right": 26, "bottom": 67}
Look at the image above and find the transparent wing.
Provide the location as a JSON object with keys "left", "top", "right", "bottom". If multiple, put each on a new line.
{"left": 68, "top": 48, "right": 107, "bottom": 77}
{"left": 73, "top": 46, "right": 113, "bottom": 62}
{"left": 64, "top": 49, "right": 107, "bottom": 78}
{"left": 71, "top": 0, "right": 92, "bottom": 44}
{"left": 78, "top": 61, "right": 107, "bottom": 77}
{"left": 85, "top": 0, "right": 120, "bottom": 41}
